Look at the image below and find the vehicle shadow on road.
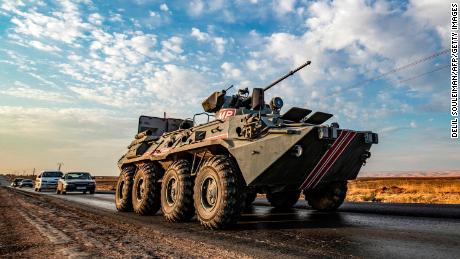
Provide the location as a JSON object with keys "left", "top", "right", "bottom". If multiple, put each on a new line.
{"left": 235, "top": 207, "right": 349, "bottom": 230}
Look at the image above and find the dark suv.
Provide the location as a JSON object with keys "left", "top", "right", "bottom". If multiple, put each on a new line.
{"left": 10, "top": 178, "right": 23, "bottom": 187}
{"left": 19, "top": 179, "right": 33, "bottom": 188}
{"left": 56, "top": 172, "right": 96, "bottom": 194}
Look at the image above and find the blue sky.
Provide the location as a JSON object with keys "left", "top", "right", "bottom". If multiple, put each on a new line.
{"left": 0, "top": 0, "right": 456, "bottom": 175}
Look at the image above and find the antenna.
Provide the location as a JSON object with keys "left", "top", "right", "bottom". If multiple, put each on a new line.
{"left": 57, "top": 162, "right": 64, "bottom": 171}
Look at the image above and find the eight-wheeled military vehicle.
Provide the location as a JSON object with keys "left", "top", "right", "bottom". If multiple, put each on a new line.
{"left": 115, "top": 61, "right": 378, "bottom": 229}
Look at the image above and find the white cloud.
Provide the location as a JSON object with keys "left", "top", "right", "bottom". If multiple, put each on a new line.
{"left": 0, "top": 0, "right": 25, "bottom": 13}
{"left": 109, "top": 13, "right": 123, "bottom": 22}
{"left": 191, "top": 27, "right": 209, "bottom": 41}
{"left": 190, "top": 27, "right": 227, "bottom": 54}
{"left": 213, "top": 37, "right": 226, "bottom": 54}
{"left": 221, "top": 62, "right": 242, "bottom": 79}
{"left": 69, "top": 86, "right": 141, "bottom": 108}
{"left": 273, "top": 0, "right": 296, "bottom": 15}
{"left": 88, "top": 13, "right": 104, "bottom": 25}
{"left": 160, "top": 3, "right": 169, "bottom": 12}
{"left": 188, "top": 0, "right": 204, "bottom": 16}
{"left": 10, "top": 1, "right": 90, "bottom": 44}
{"left": 1, "top": 81, "right": 72, "bottom": 103}
{"left": 406, "top": 0, "right": 450, "bottom": 47}
{"left": 161, "top": 36, "right": 183, "bottom": 54}
{"left": 29, "top": 40, "right": 61, "bottom": 52}
{"left": 143, "top": 64, "right": 209, "bottom": 111}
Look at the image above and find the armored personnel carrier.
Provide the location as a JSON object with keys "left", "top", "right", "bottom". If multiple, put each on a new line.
{"left": 115, "top": 61, "right": 378, "bottom": 229}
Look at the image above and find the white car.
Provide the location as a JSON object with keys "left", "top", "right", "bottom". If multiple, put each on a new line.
{"left": 34, "top": 171, "right": 63, "bottom": 192}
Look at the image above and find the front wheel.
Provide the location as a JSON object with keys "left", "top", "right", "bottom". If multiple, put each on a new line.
{"left": 115, "top": 166, "right": 135, "bottom": 212}
{"left": 193, "top": 155, "right": 242, "bottom": 229}
{"left": 132, "top": 163, "right": 162, "bottom": 216}
{"left": 161, "top": 160, "right": 195, "bottom": 222}
{"left": 304, "top": 181, "right": 348, "bottom": 211}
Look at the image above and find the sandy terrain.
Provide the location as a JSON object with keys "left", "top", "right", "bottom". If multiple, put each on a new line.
{"left": 0, "top": 187, "right": 249, "bottom": 258}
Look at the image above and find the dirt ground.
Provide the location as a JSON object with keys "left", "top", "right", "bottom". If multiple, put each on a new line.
{"left": 0, "top": 187, "right": 249, "bottom": 258}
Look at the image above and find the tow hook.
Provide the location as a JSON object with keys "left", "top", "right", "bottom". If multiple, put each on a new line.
{"left": 290, "top": 145, "right": 303, "bottom": 157}
{"left": 361, "top": 151, "right": 371, "bottom": 165}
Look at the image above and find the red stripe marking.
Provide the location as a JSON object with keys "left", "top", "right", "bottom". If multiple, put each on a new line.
{"left": 299, "top": 131, "right": 347, "bottom": 189}
{"left": 303, "top": 131, "right": 352, "bottom": 189}
{"left": 307, "top": 132, "right": 356, "bottom": 189}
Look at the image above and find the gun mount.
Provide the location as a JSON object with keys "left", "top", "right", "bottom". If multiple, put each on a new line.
{"left": 202, "top": 61, "right": 312, "bottom": 114}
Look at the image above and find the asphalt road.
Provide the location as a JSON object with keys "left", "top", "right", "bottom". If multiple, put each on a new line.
{"left": 2, "top": 177, "right": 460, "bottom": 258}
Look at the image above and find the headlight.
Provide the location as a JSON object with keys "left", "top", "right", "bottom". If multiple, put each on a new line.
{"left": 270, "top": 97, "right": 283, "bottom": 110}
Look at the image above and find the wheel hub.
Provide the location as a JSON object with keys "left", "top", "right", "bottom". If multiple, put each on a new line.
{"left": 118, "top": 181, "right": 125, "bottom": 200}
{"left": 165, "top": 177, "right": 177, "bottom": 206}
{"left": 136, "top": 178, "right": 144, "bottom": 201}
{"left": 201, "top": 176, "right": 218, "bottom": 211}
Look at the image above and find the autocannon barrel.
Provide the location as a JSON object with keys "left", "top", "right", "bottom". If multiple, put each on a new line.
{"left": 263, "top": 60, "right": 311, "bottom": 92}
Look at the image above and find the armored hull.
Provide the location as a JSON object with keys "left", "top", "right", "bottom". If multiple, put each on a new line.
{"left": 115, "top": 60, "right": 378, "bottom": 229}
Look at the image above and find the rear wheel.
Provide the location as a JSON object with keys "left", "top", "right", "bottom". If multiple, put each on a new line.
{"left": 193, "top": 155, "right": 242, "bottom": 229}
{"left": 304, "top": 181, "right": 347, "bottom": 211}
{"left": 56, "top": 188, "right": 61, "bottom": 195}
{"left": 132, "top": 163, "right": 162, "bottom": 216}
{"left": 115, "top": 166, "right": 135, "bottom": 212}
{"left": 266, "top": 190, "right": 300, "bottom": 210}
{"left": 161, "top": 160, "right": 195, "bottom": 222}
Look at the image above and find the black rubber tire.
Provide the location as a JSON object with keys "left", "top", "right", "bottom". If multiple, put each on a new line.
{"left": 89, "top": 190, "right": 95, "bottom": 194}
{"left": 115, "top": 166, "right": 135, "bottom": 212}
{"left": 161, "top": 160, "right": 195, "bottom": 222}
{"left": 56, "top": 188, "right": 61, "bottom": 195}
{"left": 304, "top": 181, "right": 348, "bottom": 211}
{"left": 132, "top": 163, "right": 162, "bottom": 216}
{"left": 266, "top": 190, "right": 300, "bottom": 210}
{"left": 193, "top": 155, "right": 242, "bottom": 229}
{"left": 243, "top": 190, "right": 257, "bottom": 209}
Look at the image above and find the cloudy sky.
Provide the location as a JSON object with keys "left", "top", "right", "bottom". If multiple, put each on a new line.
{"left": 0, "top": 0, "right": 456, "bottom": 175}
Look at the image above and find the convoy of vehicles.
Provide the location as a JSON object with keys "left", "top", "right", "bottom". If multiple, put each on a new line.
{"left": 114, "top": 61, "right": 378, "bottom": 229}
{"left": 34, "top": 171, "right": 63, "bottom": 192}
{"left": 56, "top": 172, "right": 96, "bottom": 194}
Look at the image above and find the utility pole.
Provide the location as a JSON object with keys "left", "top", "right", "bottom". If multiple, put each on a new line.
{"left": 32, "top": 168, "right": 36, "bottom": 177}
{"left": 57, "top": 162, "right": 64, "bottom": 171}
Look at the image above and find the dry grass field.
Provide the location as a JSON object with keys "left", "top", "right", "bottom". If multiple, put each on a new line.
{"left": 347, "top": 177, "right": 460, "bottom": 204}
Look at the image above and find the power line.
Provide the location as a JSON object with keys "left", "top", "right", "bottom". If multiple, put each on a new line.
{"left": 324, "top": 49, "right": 449, "bottom": 98}
{"left": 396, "top": 64, "right": 449, "bottom": 84}
{"left": 347, "top": 49, "right": 448, "bottom": 89}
